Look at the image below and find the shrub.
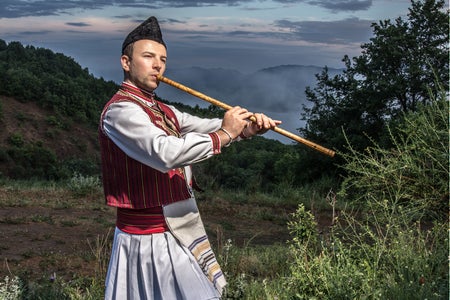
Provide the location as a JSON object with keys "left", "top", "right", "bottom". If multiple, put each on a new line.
{"left": 219, "top": 239, "right": 292, "bottom": 299}
{"left": 7, "top": 133, "right": 24, "bottom": 147}
{"left": 285, "top": 88, "right": 448, "bottom": 299}
{"left": 0, "top": 276, "right": 23, "bottom": 299}
{"left": 287, "top": 203, "right": 319, "bottom": 249}
{"left": 67, "top": 172, "right": 101, "bottom": 197}
{"left": 340, "top": 90, "right": 448, "bottom": 221}
{"left": 5, "top": 142, "right": 59, "bottom": 179}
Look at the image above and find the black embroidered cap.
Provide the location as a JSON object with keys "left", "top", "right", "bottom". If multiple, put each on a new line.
{"left": 122, "top": 16, "right": 166, "bottom": 54}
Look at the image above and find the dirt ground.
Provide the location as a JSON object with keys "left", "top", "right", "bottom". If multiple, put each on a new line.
{"left": 0, "top": 187, "right": 333, "bottom": 283}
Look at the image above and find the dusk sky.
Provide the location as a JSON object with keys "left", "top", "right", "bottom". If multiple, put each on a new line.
{"left": 1, "top": 0, "right": 437, "bottom": 81}
{"left": 1, "top": 0, "right": 447, "bottom": 143}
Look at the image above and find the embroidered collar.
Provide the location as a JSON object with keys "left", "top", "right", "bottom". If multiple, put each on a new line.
{"left": 120, "top": 82, "right": 156, "bottom": 105}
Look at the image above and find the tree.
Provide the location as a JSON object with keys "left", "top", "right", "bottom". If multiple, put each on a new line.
{"left": 0, "top": 39, "right": 6, "bottom": 51}
{"left": 355, "top": 0, "right": 448, "bottom": 113}
{"left": 301, "top": 0, "right": 449, "bottom": 158}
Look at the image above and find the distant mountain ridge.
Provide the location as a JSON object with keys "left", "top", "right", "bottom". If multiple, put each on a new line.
{"left": 158, "top": 64, "right": 342, "bottom": 112}
{"left": 157, "top": 64, "right": 342, "bottom": 142}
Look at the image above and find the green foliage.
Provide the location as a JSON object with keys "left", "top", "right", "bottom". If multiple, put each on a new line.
{"left": 4, "top": 142, "right": 59, "bottom": 180}
{"left": 301, "top": 0, "right": 449, "bottom": 178}
{"left": 0, "top": 142, "right": 100, "bottom": 180}
{"left": 286, "top": 194, "right": 447, "bottom": 298}
{"left": 361, "top": 0, "right": 449, "bottom": 113}
{"left": 22, "top": 277, "right": 70, "bottom": 299}
{"left": 7, "top": 275, "right": 104, "bottom": 300}
{"left": 218, "top": 239, "right": 292, "bottom": 300}
{"left": 0, "top": 276, "right": 22, "bottom": 299}
{"left": 195, "top": 136, "right": 311, "bottom": 192}
{"left": 287, "top": 204, "right": 319, "bottom": 248}
{"left": 66, "top": 172, "right": 101, "bottom": 197}
{"left": 45, "top": 115, "right": 66, "bottom": 129}
{"left": 7, "top": 133, "right": 24, "bottom": 147}
{"left": 286, "top": 215, "right": 447, "bottom": 299}
{"left": 340, "top": 89, "right": 448, "bottom": 220}
{"left": 285, "top": 86, "right": 448, "bottom": 299}
{"left": 0, "top": 40, "right": 119, "bottom": 127}
{"left": 59, "top": 158, "right": 101, "bottom": 178}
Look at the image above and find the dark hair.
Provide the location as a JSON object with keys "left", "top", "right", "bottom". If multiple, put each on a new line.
{"left": 123, "top": 43, "right": 134, "bottom": 59}
{"left": 122, "top": 43, "right": 134, "bottom": 79}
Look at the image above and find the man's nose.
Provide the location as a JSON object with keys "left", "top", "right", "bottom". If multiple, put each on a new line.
{"left": 153, "top": 60, "right": 162, "bottom": 70}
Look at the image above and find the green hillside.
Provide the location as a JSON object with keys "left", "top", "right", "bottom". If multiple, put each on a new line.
{"left": 0, "top": 40, "right": 299, "bottom": 188}
{"left": 0, "top": 40, "right": 119, "bottom": 179}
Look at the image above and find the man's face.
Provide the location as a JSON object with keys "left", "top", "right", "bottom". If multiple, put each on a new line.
{"left": 121, "top": 39, "right": 167, "bottom": 91}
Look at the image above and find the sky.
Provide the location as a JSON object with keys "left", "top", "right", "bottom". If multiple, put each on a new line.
{"left": 1, "top": 0, "right": 447, "bottom": 143}
{"left": 1, "top": 0, "right": 432, "bottom": 80}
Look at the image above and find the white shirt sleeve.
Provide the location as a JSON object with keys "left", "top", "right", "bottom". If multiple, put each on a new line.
{"left": 102, "top": 101, "right": 222, "bottom": 173}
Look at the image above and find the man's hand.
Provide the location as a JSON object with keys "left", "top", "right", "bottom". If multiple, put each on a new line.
{"left": 217, "top": 108, "right": 282, "bottom": 147}
{"left": 220, "top": 106, "right": 254, "bottom": 138}
{"left": 243, "top": 113, "right": 282, "bottom": 137}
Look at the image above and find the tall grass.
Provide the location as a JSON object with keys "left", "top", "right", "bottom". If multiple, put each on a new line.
{"left": 0, "top": 91, "right": 447, "bottom": 299}
{"left": 280, "top": 93, "right": 448, "bottom": 299}
{"left": 218, "top": 88, "right": 448, "bottom": 299}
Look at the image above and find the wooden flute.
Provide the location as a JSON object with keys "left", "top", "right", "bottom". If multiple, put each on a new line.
{"left": 157, "top": 74, "right": 336, "bottom": 157}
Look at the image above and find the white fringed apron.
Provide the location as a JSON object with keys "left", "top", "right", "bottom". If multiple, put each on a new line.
{"left": 163, "top": 198, "right": 227, "bottom": 295}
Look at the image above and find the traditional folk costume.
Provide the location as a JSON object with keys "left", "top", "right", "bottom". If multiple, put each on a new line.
{"left": 99, "top": 81, "right": 229, "bottom": 299}
{"left": 99, "top": 16, "right": 230, "bottom": 300}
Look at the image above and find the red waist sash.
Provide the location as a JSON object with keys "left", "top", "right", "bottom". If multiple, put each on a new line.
{"left": 116, "top": 206, "right": 169, "bottom": 234}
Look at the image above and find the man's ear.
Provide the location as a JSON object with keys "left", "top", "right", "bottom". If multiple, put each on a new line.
{"left": 121, "top": 55, "right": 131, "bottom": 72}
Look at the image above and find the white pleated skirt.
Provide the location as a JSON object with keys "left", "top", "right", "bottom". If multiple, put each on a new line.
{"left": 104, "top": 227, "right": 221, "bottom": 300}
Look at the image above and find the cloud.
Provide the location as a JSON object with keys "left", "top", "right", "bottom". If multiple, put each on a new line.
{"left": 0, "top": 0, "right": 373, "bottom": 19}
{"left": 274, "top": 0, "right": 373, "bottom": 12}
{"left": 162, "top": 16, "right": 373, "bottom": 49}
{"left": 0, "top": 0, "right": 107, "bottom": 18}
{"left": 0, "top": 0, "right": 248, "bottom": 18}
{"left": 138, "top": 0, "right": 243, "bottom": 7}
{"left": 165, "top": 18, "right": 188, "bottom": 24}
{"left": 65, "top": 22, "right": 91, "bottom": 27}
{"left": 309, "top": 0, "right": 372, "bottom": 11}
{"left": 274, "top": 17, "right": 374, "bottom": 44}
{"left": 16, "top": 30, "right": 53, "bottom": 36}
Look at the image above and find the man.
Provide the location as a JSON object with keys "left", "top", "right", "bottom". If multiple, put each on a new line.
{"left": 99, "top": 16, "right": 281, "bottom": 299}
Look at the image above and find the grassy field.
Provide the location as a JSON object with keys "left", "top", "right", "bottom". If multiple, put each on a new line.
{"left": 0, "top": 178, "right": 324, "bottom": 299}
{"left": 0, "top": 175, "right": 447, "bottom": 299}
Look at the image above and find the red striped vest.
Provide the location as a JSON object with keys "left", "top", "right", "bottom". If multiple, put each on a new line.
{"left": 99, "top": 83, "right": 193, "bottom": 209}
